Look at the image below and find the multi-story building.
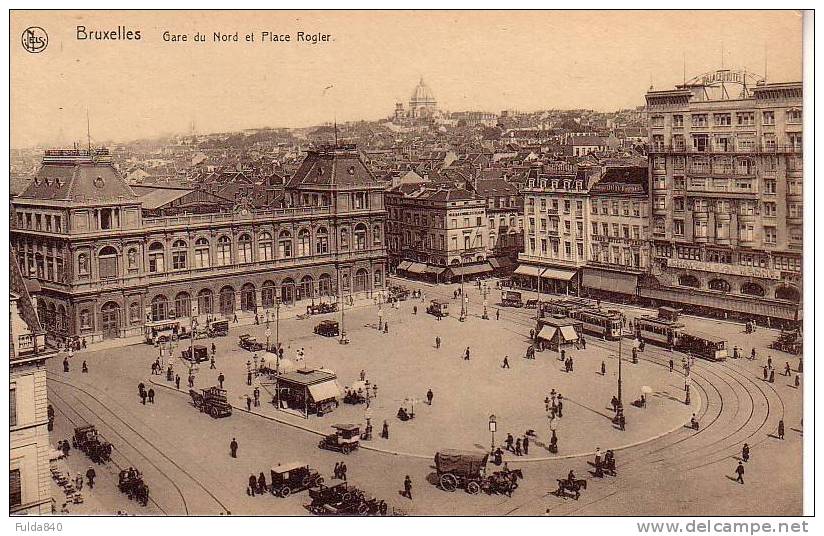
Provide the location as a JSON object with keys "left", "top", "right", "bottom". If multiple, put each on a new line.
{"left": 473, "top": 178, "right": 524, "bottom": 273}
{"left": 582, "top": 166, "right": 650, "bottom": 302}
{"left": 386, "top": 183, "right": 491, "bottom": 282}
{"left": 10, "top": 252, "right": 57, "bottom": 515}
{"left": 10, "top": 145, "right": 388, "bottom": 342}
{"left": 643, "top": 72, "right": 802, "bottom": 325}
{"left": 515, "top": 167, "right": 595, "bottom": 294}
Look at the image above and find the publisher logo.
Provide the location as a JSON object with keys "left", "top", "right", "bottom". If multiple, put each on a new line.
{"left": 22, "top": 27, "right": 48, "bottom": 53}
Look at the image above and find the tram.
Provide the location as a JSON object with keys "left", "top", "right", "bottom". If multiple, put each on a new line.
{"left": 539, "top": 297, "right": 594, "bottom": 318}
{"left": 636, "top": 315, "right": 684, "bottom": 348}
{"left": 569, "top": 308, "right": 623, "bottom": 340}
{"left": 677, "top": 330, "right": 728, "bottom": 361}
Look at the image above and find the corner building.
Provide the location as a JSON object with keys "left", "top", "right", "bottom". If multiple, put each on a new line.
{"left": 10, "top": 146, "right": 388, "bottom": 342}
{"left": 643, "top": 74, "right": 802, "bottom": 326}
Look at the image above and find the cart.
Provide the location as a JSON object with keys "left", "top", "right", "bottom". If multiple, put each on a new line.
{"left": 72, "top": 425, "right": 112, "bottom": 464}
{"left": 435, "top": 449, "right": 489, "bottom": 494}
{"left": 189, "top": 386, "right": 233, "bottom": 418}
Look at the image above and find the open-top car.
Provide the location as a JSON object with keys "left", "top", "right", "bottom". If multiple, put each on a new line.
{"left": 314, "top": 320, "right": 340, "bottom": 337}
{"left": 239, "top": 334, "right": 265, "bottom": 351}
{"left": 270, "top": 462, "right": 324, "bottom": 498}
{"left": 318, "top": 423, "right": 360, "bottom": 454}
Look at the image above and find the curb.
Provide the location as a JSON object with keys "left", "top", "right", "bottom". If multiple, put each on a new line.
{"left": 148, "top": 375, "right": 702, "bottom": 463}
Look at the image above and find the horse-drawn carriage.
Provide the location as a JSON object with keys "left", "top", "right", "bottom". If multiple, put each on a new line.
{"left": 189, "top": 386, "right": 233, "bottom": 418}
{"left": 118, "top": 469, "right": 149, "bottom": 506}
{"left": 306, "top": 481, "right": 388, "bottom": 516}
{"left": 434, "top": 449, "right": 523, "bottom": 496}
{"left": 307, "top": 302, "right": 338, "bottom": 315}
{"left": 770, "top": 329, "right": 803, "bottom": 355}
{"left": 72, "top": 425, "right": 112, "bottom": 464}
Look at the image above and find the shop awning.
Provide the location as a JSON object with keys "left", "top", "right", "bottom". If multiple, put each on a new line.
{"left": 583, "top": 268, "right": 638, "bottom": 295}
{"left": 559, "top": 325, "right": 579, "bottom": 342}
{"left": 449, "top": 263, "right": 493, "bottom": 277}
{"left": 514, "top": 264, "right": 543, "bottom": 277}
{"left": 638, "top": 287, "right": 799, "bottom": 321}
{"left": 489, "top": 257, "right": 514, "bottom": 270}
{"left": 308, "top": 381, "right": 341, "bottom": 403}
{"left": 397, "top": 261, "right": 412, "bottom": 271}
{"left": 541, "top": 268, "right": 577, "bottom": 281}
{"left": 407, "top": 262, "right": 429, "bottom": 274}
{"left": 426, "top": 265, "right": 446, "bottom": 275}
{"left": 536, "top": 325, "right": 556, "bottom": 341}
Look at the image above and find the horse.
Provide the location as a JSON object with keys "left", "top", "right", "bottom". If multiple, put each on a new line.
{"left": 555, "top": 478, "right": 587, "bottom": 500}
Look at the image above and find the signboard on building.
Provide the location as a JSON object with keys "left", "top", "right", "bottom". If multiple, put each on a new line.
{"left": 667, "top": 258, "right": 781, "bottom": 280}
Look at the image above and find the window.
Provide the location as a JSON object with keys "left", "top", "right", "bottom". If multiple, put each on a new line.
{"left": 763, "top": 202, "right": 777, "bottom": 217}
{"left": 692, "top": 135, "right": 709, "bottom": 152}
{"left": 10, "top": 469, "right": 21, "bottom": 508}
{"left": 577, "top": 243, "right": 583, "bottom": 257}
{"left": 10, "top": 387, "right": 17, "bottom": 427}
{"left": 673, "top": 219, "right": 684, "bottom": 236}
{"left": 577, "top": 222, "right": 583, "bottom": 236}
{"left": 622, "top": 225, "right": 630, "bottom": 239}
{"left": 651, "top": 115, "right": 664, "bottom": 127}
{"left": 601, "top": 201, "right": 608, "bottom": 215}
{"left": 148, "top": 242, "right": 165, "bottom": 273}
{"left": 612, "top": 223, "right": 619, "bottom": 237}
{"left": 564, "top": 221, "right": 571, "bottom": 234}
{"left": 765, "top": 180, "right": 776, "bottom": 194}
{"left": 764, "top": 227, "right": 777, "bottom": 244}
{"left": 238, "top": 234, "right": 253, "bottom": 263}
{"left": 611, "top": 201, "right": 619, "bottom": 215}
{"left": 622, "top": 202, "right": 630, "bottom": 216}
{"left": 673, "top": 197, "right": 685, "bottom": 211}
{"left": 714, "top": 113, "right": 731, "bottom": 126}
{"left": 195, "top": 238, "right": 211, "bottom": 268}
{"left": 540, "top": 218, "right": 547, "bottom": 232}
{"left": 709, "top": 279, "right": 731, "bottom": 292}
{"left": 653, "top": 197, "right": 666, "bottom": 211}
{"left": 762, "top": 110, "right": 775, "bottom": 125}
{"left": 563, "top": 200, "right": 570, "bottom": 214}
{"left": 591, "top": 204, "right": 598, "bottom": 215}
{"left": 174, "top": 292, "right": 191, "bottom": 317}
{"left": 98, "top": 246, "right": 118, "bottom": 279}
{"left": 633, "top": 226, "right": 640, "bottom": 239}
{"left": 315, "top": 228, "right": 329, "bottom": 254}
{"left": 541, "top": 239, "right": 547, "bottom": 254}
{"left": 591, "top": 222, "right": 598, "bottom": 235}
{"left": 672, "top": 114, "right": 683, "bottom": 128}
{"left": 736, "top": 112, "right": 755, "bottom": 126}
{"left": 601, "top": 223, "right": 609, "bottom": 236}
{"left": 216, "top": 236, "right": 231, "bottom": 266}
{"left": 151, "top": 295, "right": 169, "bottom": 321}
{"left": 197, "top": 289, "right": 213, "bottom": 314}
{"left": 739, "top": 223, "right": 754, "bottom": 242}
{"left": 788, "top": 203, "right": 803, "bottom": 219}
{"left": 258, "top": 232, "right": 273, "bottom": 261}
{"left": 172, "top": 240, "right": 187, "bottom": 270}
{"left": 80, "top": 309, "right": 92, "bottom": 329}
{"left": 786, "top": 109, "right": 802, "bottom": 124}
{"left": 373, "top": 225, "right": 382, "bottom": 245}
{"left": 564, "top": 242, "right": 571, "bottom": 257}
{"left": 691, "top": 114, "right": 708, "bottom": 127}
{"left": 354, "top": 224, "right": 367, "bottom": 250}
{"left": 279, "top": 230, "right": 293, "bottom": 258}
{"left": 340, "top": 228, "right": 349, "bottom": 249}
{"left": 78, "top": 253, "right": 89, "bottom": 276}
{"left": 129, "top": 302, "right": 142, "bottom": 323}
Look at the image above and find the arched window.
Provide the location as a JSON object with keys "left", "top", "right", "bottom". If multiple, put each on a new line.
{"left": 374, "top": 268, "right": 383, "bottom": 288}
{"left": 300, "top": 275, "right": 314, "bottom": 299}
{"left": 297, "top": 229, "right": 311, "bottom": 256}
{"left": 219, "top": 286, "right": 235, "bottom": 315}
{"left": 259, "top": 232, "right": 273, "bottom": 261}
{"left": 281, "top": 278, "right": 295, "bottom": 304}
{"left": 78, "top": 253, "right": 89, "bottom": 275}
{"left": 354, "top": 268, "right": 369, "bottom": 292}
{"left": 708, "top": 278, "right": 731, "bottom": 292}
{"left": 98, "top": 245, "right": 119, "bottom": 279}
{"left": 340, "top": 228, "right": 349, "bottom": 249}
{"left": 316, "top": 227, "right": 329, "bottom": 254}
{"left": 194, "top": 238, "right": 210, "bottom": 268}
{"left": 151, "top": 295, "right": 169, "bottom": 321}
{"left": 174, "top": 292, "right": 191, "bottom": 318}
{"left": 354, "top": 223, "right": 367, "bottom": 251}
{"left": 373, "top": 224, "right": 382, "bottom": 245}
{"left": 278, "top": 230, "right": 292, "bottom": 258}
{"left": 58, "top": 305, "right": 67, "bottom": 332}
{"left": 261, "top": 281, "right": 276, "bottom": 307}
{"left": 148, "top": 242, "right": 165, "bottom": 273}
{"left": 318, "top": 273, "right": 333, "bottom": 296}
{"left": 216, "top": 236, "right": 231, "bottom": 266}
{"left": 741, "top": 282, "right": 765, "bottom": 297}
{"left": 240, "top": 283, "right": 256, "bottom": 311}
{"left": 197, "top": 289, "right": 213, "bottom": 315}
{"left": 678, "top": 274, "right": 700, "bottom": 288}
{"left": 172, "top": 240, "right": 188, "bottom": 270}
{"left": 238, "top": 234, "right": 252, "bottom": 263}
{"left": 775, "top": 286, "right": 800, "bottom": 303}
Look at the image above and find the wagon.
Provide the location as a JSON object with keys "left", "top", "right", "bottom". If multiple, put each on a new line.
{"left": 770, "top": 330, "right": 803, "bottom": 355}
{"left": 189, "top": 386, "right": 233, "bottom": 418}
{"left": 434, "top": 449, "right": 489, "bottom": 494}
{"left": 118, "top": 469, "right": 149, "bottom": 506}
{"left": 269, "top": 462, "right": 324, "bottom": 498}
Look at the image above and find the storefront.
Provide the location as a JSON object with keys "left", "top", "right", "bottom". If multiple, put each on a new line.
{"left": 513, "top": 264, "right": 577, "bottom": 294}
{"left": 273, "top": 368, "right": 342, "bottom": 418}
{"left": 582, "top": 267, "right": 639, "bottom": 303}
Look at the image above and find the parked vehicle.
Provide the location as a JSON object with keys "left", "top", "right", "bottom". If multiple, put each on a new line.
{"left": 189, "top": 386, "right": 233, "bottom": 418}
{"left": 72, "top": 425, "right": 112, "bottom": 464}
{"left": 426, "top": 299, "right": 449, "bottom": 318}
{"left": 318, "top": 424, "right": 360, "bottom": 454}
{"left": 239, "top": 334, "right": 265, "bottom": 351}
{"left": 307, "top": 481, "right": 388, "bottom": 516}
{"left": 269, "top": 463, "right": 324, "bottom": 498}
{"left": 314, "top": 320, "right": 340, "bottom": 337}
{"left": 677, "top": 330, "right": 728, "bottom": 361}
{"left": 181, "top": 344, "right": 209, "bottom": 363}
{"left": 770, "top": 329, "right": 803, "bottom": 355}
{"left": 207, "top": 319, "right": 229, "bottom": 337}
{"left": 307, "top": 302, "right": 338, "bottom": 315}
{"left": 501, "top": 290, "right": 524, "bottom": 308}
{"left": 434, "top": 449, "right": 489, "bottom": 494}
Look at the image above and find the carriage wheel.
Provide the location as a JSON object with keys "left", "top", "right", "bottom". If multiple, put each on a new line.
{"left": 209, "top": 406, "right": 219, "bottom": 418}
{"left": 313, "top": 476, "right": 325, "bottom": 487}
{"left": 439, "top": 473, "right": 458, "bottom": 492}
{"left": 357, "top": 502, "right": 369, "bottom": 515}
{"left": 379, "top": 501, "right": 388, "bottom": 516}
{"left": 466, "top": 481, "right": 481, "bottom": 495}
{"left": 341, "top": 444, "right": 351, "bottom": 454}
{"left": 279, "top": 486, "right": 291, "bottom": 498}
{"left": 510, "top": 481, "right": 519, "bottom": 491}
{"left": 341, "top": 492, "right": 352, "bottom": 503}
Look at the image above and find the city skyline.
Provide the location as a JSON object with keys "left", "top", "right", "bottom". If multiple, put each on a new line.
{"left": 11, "top": 10, "right": 802, "bottom": 148}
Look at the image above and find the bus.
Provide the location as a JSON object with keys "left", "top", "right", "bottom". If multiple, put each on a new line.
{"left": 636, "top": 315, "right": 684, "bottom": 348}
{"left": 569, "top": 307, "right": 623, "bottom": 340}
{"left": 677, "top": 330, "right": 728, "bottom": 361}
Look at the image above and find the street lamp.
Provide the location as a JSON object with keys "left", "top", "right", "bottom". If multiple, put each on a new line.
{"left": 459, "top": 255, "right": 467, "bottom": 321}
{"left": 488, "top": 414, "right": 497, "bottom": 453}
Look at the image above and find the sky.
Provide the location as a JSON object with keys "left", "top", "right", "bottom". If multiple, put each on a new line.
{"left": 11, "top": 10, "right": 804, "bottom": 148}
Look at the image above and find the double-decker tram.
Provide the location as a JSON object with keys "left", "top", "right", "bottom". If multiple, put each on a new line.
{"left": 677, "top": 330, "right": 728, "bottom": 361}
{"left": 569, "top": 307, "right": 623, "bottom": 340}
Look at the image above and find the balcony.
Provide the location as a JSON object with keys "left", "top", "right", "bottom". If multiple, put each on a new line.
{"left": 647, "top": 144, "right": 802, "bottom": 155}
{"left": 787, "top": 215, "right": 803, "bottom": 226}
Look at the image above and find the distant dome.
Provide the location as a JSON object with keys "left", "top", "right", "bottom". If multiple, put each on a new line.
{"left": 410, "top": 77, "right": 437, "bottom": 106}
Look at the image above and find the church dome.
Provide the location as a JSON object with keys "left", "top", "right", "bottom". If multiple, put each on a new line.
{"left": 410, "top": 78, "right": 437, "bottom": 106}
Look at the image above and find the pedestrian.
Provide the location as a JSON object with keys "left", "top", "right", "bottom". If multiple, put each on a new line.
{"left": 435, "top": 336, "right": 441, "bottom": 349}
{"left": 403, "top": 475, "right": 413, "bottom": 499}
{"left": 515, "top": 438, "right": 522, "bottom": 456}
{"left": 530, "top": 328, "right": 535, "bottom": 340}
{"left": 233, "top": 313, "right": 238, "bottom": 323}
{"left": 81, "top": 337, "right": 87, "bottom": 349}
{"left": 611, "top": 396, "right": 619, "bottom": 412}
{"left": 798, "top": 358, "right": 803, "bottom": 373}
{"left": 86, "top": 466, "right": 96, "bottom": 489}
{"left": 175, "top": 374, "right": 181, "bottom": 390}
{"left": 140, "top": 389, "right": 147, "bottom": 405}
{"left": 413, "top": 305, "right": 417, "bottom": 315}
{"left": 148, "top": 388, "right": 155, "bottom": 404}
{"left": 464, "top": 347, "right": 470, "bottom": 361}
{"left": 581, "top": 336, "right": 586, "bottom": 349}
{"left": 248, "top": 474, "right": 257, "bottom": 496}
{"left": 247, "top": 371, "right": 252, "bottom": 386}
{"left": 505, "top": 433, "right": 514, "bottom": 452}
{"left": 601, "top": 361, "right": 606, "bottom": 375}
{"left": 210, "top": 356, "right": 216, "bottom": 369}
{"left": 230, "top": 437, "right": 238, "bottom": 458}
{"left": 246, "top": 395, "right": 252, "bottom": 411}
{"left": 382, "top": 420, "right": 389, "bottom": 439}
{"left": 188, "top": 374, "right": 195, "bottom": 388}
{"left": 340, "top": 462, "right": 347, "bottom": 482}
{"left": 618, "top": 412, "right": 626, "bottom": 431}
{"left": 384, "top": 323, "right": 389, "bottom": 334}
{"left": 742, "top": 443, "right": 750, "bottom": 463}
{"left": 427, "top": 389, "right": 434, "bottom": 405}
{"left": 75, "top": 472, "right": 83, "bottom": 491}
{"left": 254, "top": 387, "right": 260, "bottom": 407}
{"left": 218, "top": 373, "right": 225, "bottom": 389}
{"left": 763, "top": 366, "right": 768, "bottom": 380}
{"left": 784, "top": 362, "right": 791, "bottom": 376}
{"left": 255, "top": 313, "right": 259, "bottom": 325}
{"left": 557, "top": 397, "right": 564, "bottom": 418}
{"left": 211, "top": 342, "right": 216, "bottom": 355}
{"left": 523, "top": 435, "right": 529, "bottom": 455}
{"left": 735, "top": 461, "right": 745, "bottom": 484}
{"left": 561, "top": 349, "right": 566, "bottom": 361}
{"left": 334, "top": 462, "right": 341, "bottom": 479}
{"left": 767, "top": 356, "right": 773, "bottom": 370}
{"left": 496, "top": 309, "right": 500, "bottom": 321}
{"left": 777, "top": 419, "right": 785, "bottom": 440}
{"left": 360, "top": 369, "right": 366, "bottom": 381}
{"left": 569, "top": 356, "right": 574, "bottom": 372}
{"left": 795, "top": 374, "right": 800, "bottom": 388}
{"left": 82, "top": 360, "right": 88, "bottom": 373}
{"left": 769, "top": 369, "right": 775, "bottom": 384}
{"left": 63, "top": 356, "right": 70, "bottom": 372}
{"left": 751, "top": 348, "right": 756, "bottom": 360}
{"left": 61, "top": 440, "right": 70, "bottom": 458}
{"left": 594, "top": 447, "right": 602, "bottom": 468}
{"left": 258, "top": 472, "right": 267, "bottom": 494}
{"left": 502, "top": 356, "right": 510, "bottom": 369}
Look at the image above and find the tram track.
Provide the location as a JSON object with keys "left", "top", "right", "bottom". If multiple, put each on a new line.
{"left": 48, "top": 373, "right": 231, "bottom": 515}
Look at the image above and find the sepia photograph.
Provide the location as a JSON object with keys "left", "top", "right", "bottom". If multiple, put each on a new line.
{"left": 6, "top": 7, "right": 812, "bottom": 526}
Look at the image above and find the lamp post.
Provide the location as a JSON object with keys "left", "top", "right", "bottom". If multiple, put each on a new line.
{"left": 489, "top": 414, "right": 497, "bottom": 454}
{"left": 459, "top": 255, "right": 466, "bottom": 321}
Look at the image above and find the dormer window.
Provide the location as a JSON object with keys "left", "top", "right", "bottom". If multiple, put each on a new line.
{"left": 93, "top": 176, "right": 105, "bottom": 188}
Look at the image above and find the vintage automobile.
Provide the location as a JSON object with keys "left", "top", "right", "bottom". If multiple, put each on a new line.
{"left": 318, "top": 424, "right": 360, "bottom": 454}
{"left": 501, "top": 290, "right": 524, "bottom": 308}
{"left": 314, "top": 320, "right": 340, "bottom": 338}
{"left": 426, "top": 299, "right": 449, "bottom": 318}
{"left": 189, "top": 386, "right": 233, "bottom": 418}
{"left": 72, "top": 425, "right": 112, "bottom": 464}
{"left": 389, "top": 285, "right": 411, "bottom": 301}
{"left": 771, "top": 329, "right": 803, "bottom": 355}
{"left": 307, "top": 302, "right": 338, "bottom": 315}
{"left": 207, "top": 319, "right": 230, "bottom": 337}
{"left": 118, "top": 468, "right": 149, "bottom": 506}
{"left": 307, "top": 482, "right": 388, "bottom": 516}
{"left": 269, "top": 462, "right": 324, "bottom": 498}
{"left": 181, "top": 344, "right": 209, "bottom": 363}
{"left": 239, "top": 334, "right": 265, "bottom": 351}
